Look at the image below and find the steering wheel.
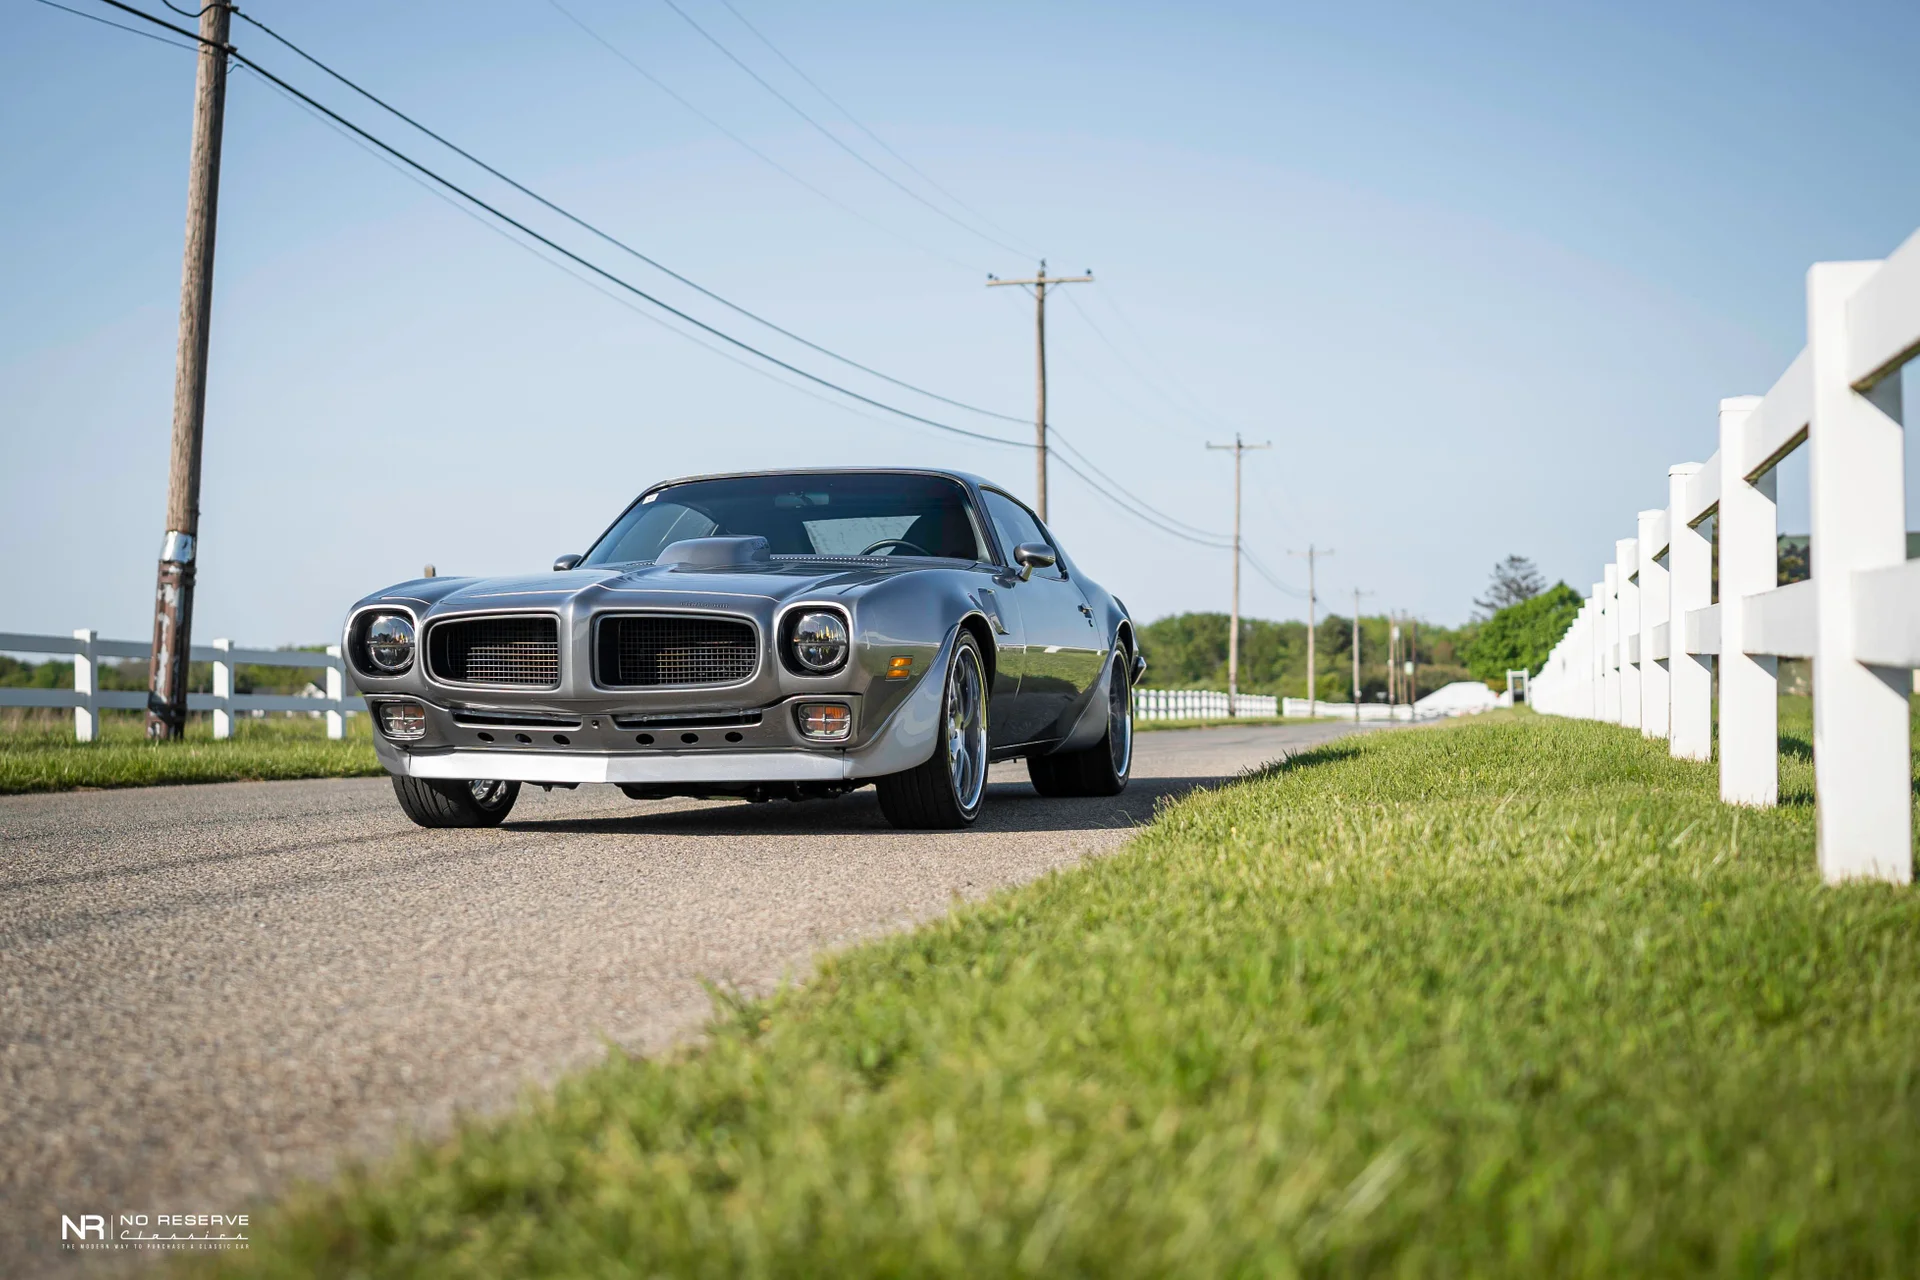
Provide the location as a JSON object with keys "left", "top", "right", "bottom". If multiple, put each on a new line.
{"left": 860, "top": 538, "right": 933, "bottom": 557}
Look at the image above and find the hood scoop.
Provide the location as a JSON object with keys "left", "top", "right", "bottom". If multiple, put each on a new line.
{"left": 657, "top": 535, "right": 772, "bottom": 572}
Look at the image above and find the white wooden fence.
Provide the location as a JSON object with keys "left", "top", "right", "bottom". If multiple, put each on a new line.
{"left": 1131, "top": 691, "right": 1426, "bottom": 721}
{"left": 1530, "top": 226, "right": 1920, "bottom": 884}
{"left": 1133, "top": 688, "right": 1278, "bottom": 720}
{"left": 0, "top": 630, "right": 366, "bottom": 741}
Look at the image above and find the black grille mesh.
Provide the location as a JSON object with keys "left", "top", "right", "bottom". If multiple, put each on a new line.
{"left": 600, "top": 616, "right": 757, "bottom": 687}
{"left": 430, "top": 616, "right": 559, "bottom": 687}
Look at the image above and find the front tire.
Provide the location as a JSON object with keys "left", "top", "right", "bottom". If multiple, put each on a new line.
{"left": 1028, "top": 649, "right": 1133, "bottom": 798}
{"left": 392, "top": 776, "right": 520, "bottom": 828}
{"left": 876, "top": 632, "right": 989, "bottom": 830}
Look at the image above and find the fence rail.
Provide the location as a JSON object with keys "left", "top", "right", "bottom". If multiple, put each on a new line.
{"left": 1132, "top": 689, "right": 1278, "bottom": 720}
{"left": 1530, "top": 225, "right": 1920, "bottom": 885}
{"left": 1131, "top": 690, "right": 1432, "bottom": 721}
{"left": 0, "top": 630, "right": 365, "bottom": 741}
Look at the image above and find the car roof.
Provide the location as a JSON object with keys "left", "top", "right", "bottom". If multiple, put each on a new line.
{"left": 640, "top": 466, "right": 1001, "bottom": 494}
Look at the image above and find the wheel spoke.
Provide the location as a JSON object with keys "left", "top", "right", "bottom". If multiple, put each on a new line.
{"left": 946, "top": 646, "right": 988, "bottom": 811}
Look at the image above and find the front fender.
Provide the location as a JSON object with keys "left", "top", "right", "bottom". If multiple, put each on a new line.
{"left": 843, "top": 624, "right": 960, "bottom": 779}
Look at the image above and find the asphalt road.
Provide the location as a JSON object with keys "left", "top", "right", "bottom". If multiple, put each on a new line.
{"left": 0, "top": 720, "right": 1379, "bottom": 1273}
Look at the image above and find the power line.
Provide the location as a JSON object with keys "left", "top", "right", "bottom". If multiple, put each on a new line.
{"left": 232, "top": 7, "right": 1031, "bottom": 428}
{"left": 1243, "top": 547, "right": 1308, "bottom": 599}
{"left": 657, "top": 0, "right": 1030, "bottom": 259}
{"left": 710, "top": 0, "right": 1036, "bottom": 258}
{"left": 236, "top": 52, "right": 908, "bottom": 435}
{"left": 544, "top": 0, "right": 986, "bottom": 276}
{"left": 29, "top": 0, "right": 196, "bottom": 49}
{"left": 1095, "top": 283, "right": 1244, "bottom": 435}
{"left": 1049, "top": 429, "right": 1228, "bottom": 542}
{"left": 92, "top": 4, "right": 1030, "bottom": 449}
{"left": 1047, "top": 451, "right": 1233, "bottom": 550}
{"left": 74, "top": 0, "right": 1260, "bottom": 560}
{"left": 1058, "top": 288, "right": 1202, "bottom": 442}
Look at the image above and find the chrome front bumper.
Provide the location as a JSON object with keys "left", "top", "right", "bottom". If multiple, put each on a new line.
{"left": 403, "top": 748, "right": 851, "bottom": 785}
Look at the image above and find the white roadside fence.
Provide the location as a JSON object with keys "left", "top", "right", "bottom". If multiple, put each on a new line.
{"left": 0, "top": 630, "right": 366, "bottom": 741}
{"left": 1136, "top": 682, "right": 1506, "bottom": 723}
{"left": 1133, "top": 689, "right": 1278, "bottom": 720}
{"left": 1530, "top": 226, "right": 1920, "bottom": 885}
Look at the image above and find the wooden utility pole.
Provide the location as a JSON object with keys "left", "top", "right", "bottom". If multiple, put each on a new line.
{"left": 146, "top": 0, "right": 233, "bottom": 740}
{"left": 987, "top": 262, "right": 1092, "bottom": 520}
{"left": 1410, "top": 617, "right": 1420, "bottom": 708}
{"left": 1206, "top": 435, "right": 1271, "bottom": 714}
{"left": 1289, "top": 544, "right": 1334, "bottom": 715}
{"left": 1351, "top": 587, "right": 1373, "bottom": 723}
{"left": 1388, "top": 616, "right": 1401, "bottom": 706}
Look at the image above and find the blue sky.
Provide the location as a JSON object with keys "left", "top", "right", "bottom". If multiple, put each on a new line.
{"left": 3, "top": 0, "right": 1917, "bottom": 645}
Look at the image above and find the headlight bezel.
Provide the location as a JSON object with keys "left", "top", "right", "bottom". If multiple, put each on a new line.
{"left": 349, "top": 608, "right": 419, "bottom": 678}
{"left": 783, "top": 608, "right": 851, "bottom": 676}
{"left": 365, "top": 613, "right": 418, "bottom": 674}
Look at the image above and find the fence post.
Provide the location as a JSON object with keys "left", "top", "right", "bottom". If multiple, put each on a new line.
{"left": 1587, "top": 587, "right": 1602, "bottom": 719}
{"left": 1617, "top": 538, "right": 1641, "bottom": 730}
{"left": 1638, "top": 509, "right": 1669, "bottom": 738}
{"left": 1717, "top": 394, "right": 1776, "bottom": 806}
{"left": 325, "top": 644, "right": 346, "bottom": 740}
{"left": 1668, "top": 463, "right": 1711, "bottom": 760}
{"left": 212, "top": 638, "right": 233, "bottom": 740}
{"left": 72, "top": 628, "right": 97, "bottom": 743}
{"left": 1597, "top": 568, "right": 1612, "bottom": 725}
{"left": 1808, "top": 260, "right": 1910, "bottom": 883}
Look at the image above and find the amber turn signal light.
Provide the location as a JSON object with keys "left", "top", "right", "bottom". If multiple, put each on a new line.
{"left": 796, "top": 702, "right": 852, "bottom": 741}
{"left": 886, "top": 655, "right": 914, "bottom": 680}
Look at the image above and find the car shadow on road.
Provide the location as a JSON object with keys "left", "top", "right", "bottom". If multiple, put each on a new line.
{"left": 506, "top": 773, "right": 1234, "bottom": 838}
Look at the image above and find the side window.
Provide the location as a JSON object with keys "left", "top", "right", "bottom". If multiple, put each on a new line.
{"left": 981, "top": 490, "right": 1064, "bottom": 579}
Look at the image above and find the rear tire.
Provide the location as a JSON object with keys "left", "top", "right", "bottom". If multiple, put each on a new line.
{"left": 1027, "top": 649, "right": 1132, "bottom": 798}
{"left": 876, "top": 632, "right": 989, "bottom": 830}
{"left": 392, "top": 776, "right": 520, "bottom": 828}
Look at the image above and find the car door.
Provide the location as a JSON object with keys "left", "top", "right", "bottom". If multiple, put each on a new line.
{"left": 978, "top": 489, "right": 1102, "bottom": 745}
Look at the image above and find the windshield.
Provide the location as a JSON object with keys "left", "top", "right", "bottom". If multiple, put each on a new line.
{"left": 582, "top": 472, "right": 991, "bottom": 566}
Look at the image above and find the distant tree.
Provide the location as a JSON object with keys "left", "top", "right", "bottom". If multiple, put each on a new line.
{"left": 1463, "top": 583, "right": 1582, "bottom": 683}
{"left": 1473, "top": 555, "right": 1546, "bottom": 619}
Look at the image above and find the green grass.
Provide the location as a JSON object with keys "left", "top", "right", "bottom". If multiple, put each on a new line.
{"left": 0, "top": 712, "right": 379, "bottom": 795}
{"left": 198, "top": 711, "right": 1920, "bottom": 1277}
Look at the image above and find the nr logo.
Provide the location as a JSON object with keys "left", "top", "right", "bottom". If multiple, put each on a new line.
{"left": 62, "top": 1214, "right": 108, "bottom": 1241}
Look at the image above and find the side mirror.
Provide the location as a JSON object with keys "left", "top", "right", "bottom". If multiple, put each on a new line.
{"left": 1012, "top": 542, "right": 1056, "bottom": 581}
{"left": 553, "top": 553, "right": 582, "bottom": 572}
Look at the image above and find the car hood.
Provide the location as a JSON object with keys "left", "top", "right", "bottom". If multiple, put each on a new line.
{"left": 359, "top": 559, "right": 963, "bottom": 618}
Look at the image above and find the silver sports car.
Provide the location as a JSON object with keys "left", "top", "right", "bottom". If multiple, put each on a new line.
{"left": 343, "top": 468, "right": 1143, "bottom": 830}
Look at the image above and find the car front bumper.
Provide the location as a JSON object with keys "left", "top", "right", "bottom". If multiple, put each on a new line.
{"left": 401, "top": 747, "right": 852, "bottom": 785}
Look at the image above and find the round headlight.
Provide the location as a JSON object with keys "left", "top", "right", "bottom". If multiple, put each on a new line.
{"left": 365, "top": 614, "right": 416, "bottom": 673}
{"left": 789, "top": 611, "right": 849, "bottom": 673}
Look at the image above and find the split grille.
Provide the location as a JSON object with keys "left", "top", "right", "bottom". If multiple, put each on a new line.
{"left": 597, "top": 615, "right": 758, "bottom": 688}
{"left": 428, "top": 616, "right": 560, "bottom": 688}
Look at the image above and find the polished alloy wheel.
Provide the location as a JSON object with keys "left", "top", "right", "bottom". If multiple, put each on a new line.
{"left": 946, "top": 644, "right": 987, "bottom": 812}
{"left": 1108, "top": 659, "right": 1133, "bottom": 779}
{"left": 468, "top": 779, "right": 511, "bottom": 809}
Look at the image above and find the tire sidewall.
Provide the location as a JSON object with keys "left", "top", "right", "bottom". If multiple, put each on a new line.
{"left": 945, "top": 633, "right": 988, "bottom": 821}
{"left": 1109, "top": 647, "right": 1133, "bottom": 786}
